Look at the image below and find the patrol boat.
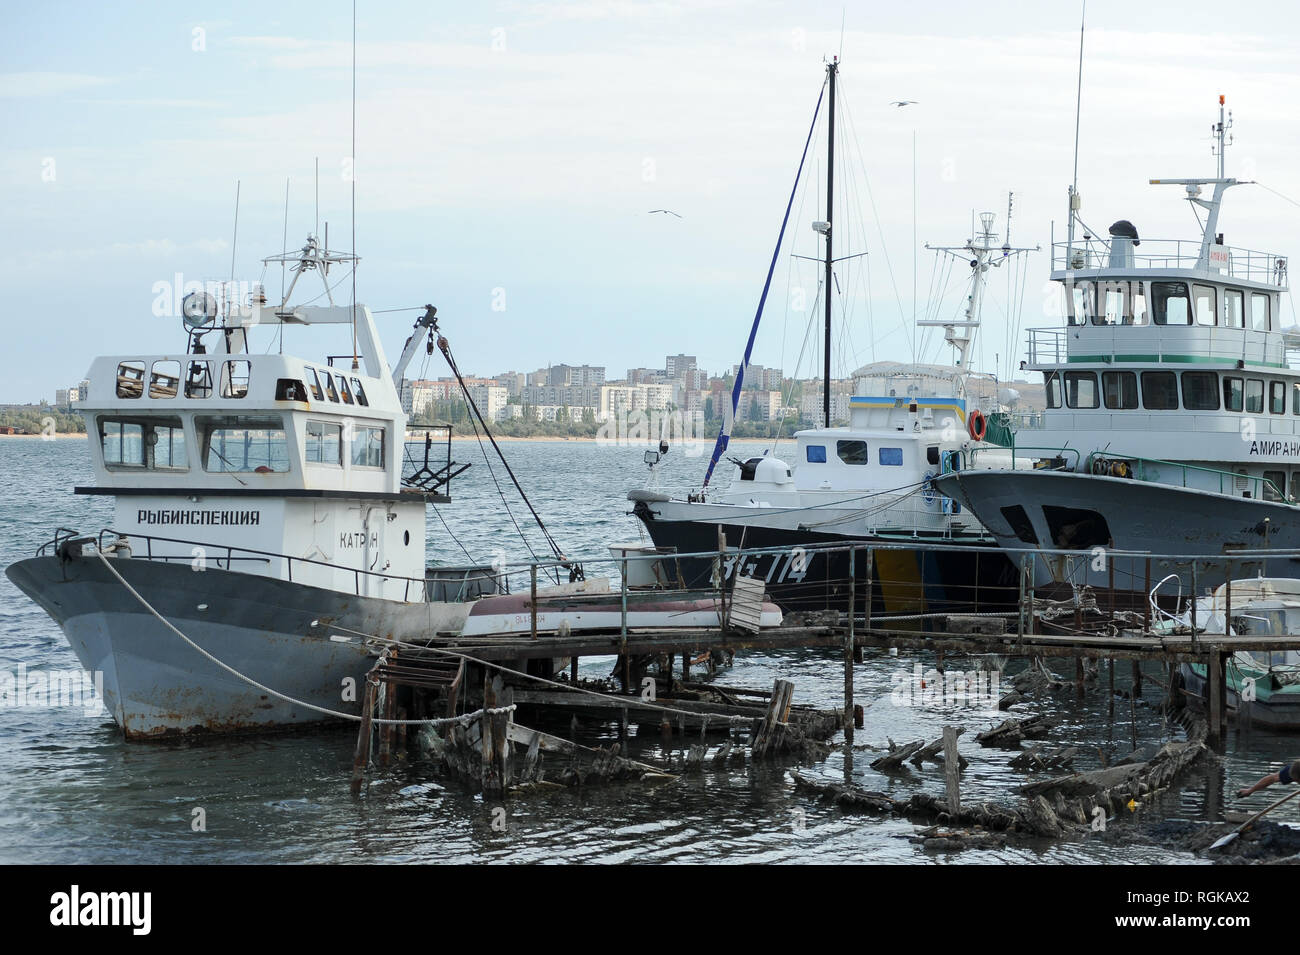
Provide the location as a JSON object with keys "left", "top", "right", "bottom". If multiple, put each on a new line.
{"left": 934, "top": 98, "right": 1298, "bottom": 604}
{"left": 5, "top": 238, "right": 483, "bottom": 738}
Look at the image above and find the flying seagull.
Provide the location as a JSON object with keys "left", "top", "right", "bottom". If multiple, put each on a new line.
{"left": 890, "top": 100, "right": 919, "bottom": 107}
{"left": 648, "top": 209, "right": 683, "bottom": 218}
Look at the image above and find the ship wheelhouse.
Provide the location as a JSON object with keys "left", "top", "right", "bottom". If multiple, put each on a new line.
{"left": 1015, "top": 176, "right": 1299, "bottom": 504}
{"left": 77, "top": 297, "right": 447, "bottom": 603}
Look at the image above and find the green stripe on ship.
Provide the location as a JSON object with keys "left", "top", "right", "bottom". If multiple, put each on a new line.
{"left": 1066, "top": 354, "right": 1289, "bottom": 369}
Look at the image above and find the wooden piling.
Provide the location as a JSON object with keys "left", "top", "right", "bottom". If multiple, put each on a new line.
{"left": 844, "top": 546, "right": 855, "bottom": 741}
{"left": 350, "top": 677, "right": 377, "bottom": 797}
{"left": 752, "top": 678, "right": 794, "bottom": 757}
{"left": 943, "top": 725, "right": 961, "bottom": 816}
{"left": 1207, "top": 651, "right": 1223, "bottom": 749}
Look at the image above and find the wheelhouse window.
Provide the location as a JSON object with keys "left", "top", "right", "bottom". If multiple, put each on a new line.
{"left": 1224, "top": 376, "right": 1244, "bottom": 412}
{"left": 220, "top": 360, "right": 250, "bottom": 399}
{"left": 1293, "top": 383, "right": 1300, "bottom": 416}
{"left": 879, "top": 447, "right": 903, "bottom": 466}
{"left": 351, "top": 378, "right": 369, "bottom": 407}
{"left": 198, "top": 414, "right": 288, "bottom": 473}
{"left": 1151, "top": 282, "right": 1191, "bottom": 326}
{"left": 1102, "top": 371, "right": 1138, "bottom": 410}
{"left": 98, "top": 415, "right": 187, "bottom": 471}
{"left": 1192, "top": 284, "right": 1217, "bottom": 326}
{"left": 323, "top": 374, "right": 339, "bottom": 402}
{"left": 1245, "top": 379, "right": 1265, "bottom": 414}
{"left": 1066, "top": 282, "right": 1091, "bottom": 327}
{"left": 1064, "top": 371, "right": 1099, "bottom": 409}
{"left": 351, "top": 425, "right": 385, "bottom": 469}
{"left": 305, "top": 421, "right": 343, "bottom": 465}
{"left": 149, "top": 360, "right": 180, "bottom": 398}
{"left": 836, "top": 440, "right": 869, "bottom": 465}
{"left": 806, "top": 445, "right": 827, "bottom": 463}
{"left": 336, "top": 375, "right": 354, "bottom": 405}
{"left": 1140, "top": 371, "right": 1178, "bottom": 410}
{"left": 1271, "top": 381, "right": 1286, "bottom": 415}
{"left": 116, "top": 361, "right": 145, "bottom": 399}
{"left": 1094, "top": 284, "right": 1126, "bottom": 326}
{"left": 1224, "top": 289, "right": 1245, "bottom": 329}
{"left": 1132, "top": 282, "right": 1148, "bottom": 325}
{"left": 305, "top": 368, "right": 324, "bottom": 402}
{"left": 1251, "top": 292, "right": 1271, "bottom": 331}
{"left": 185, "top": 360, "right": 213, "bottom": 399}
{"left": 1044, "top": 371, "right": 1062, "bottom": 409}
{"left": 1181, "top": 372, "right": 1219, "bottom": 411}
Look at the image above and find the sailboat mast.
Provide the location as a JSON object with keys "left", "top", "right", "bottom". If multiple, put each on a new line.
{"left": 824, "top": 57, "right": 838, "bottom": 429}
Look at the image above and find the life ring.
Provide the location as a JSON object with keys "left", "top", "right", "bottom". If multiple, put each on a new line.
{"left": 968, "top": 409, "right": 987, "bottom": 441}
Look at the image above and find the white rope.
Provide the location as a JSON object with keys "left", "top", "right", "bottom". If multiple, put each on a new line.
{"left": 94, "top": 551, "right": 494, "bottom": 728}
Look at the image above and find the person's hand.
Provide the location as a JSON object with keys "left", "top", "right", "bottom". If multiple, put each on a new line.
{"left": 1237, "top": 787, "right": 1251, "bottom": 798}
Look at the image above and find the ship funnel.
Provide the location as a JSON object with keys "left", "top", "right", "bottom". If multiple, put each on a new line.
{"left": 1108, "top": 219, "right": 1141, "bottom": 268}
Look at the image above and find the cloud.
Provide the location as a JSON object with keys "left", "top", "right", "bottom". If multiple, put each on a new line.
{"left": 0, "top": 72, "right": 112, "bottom": 98}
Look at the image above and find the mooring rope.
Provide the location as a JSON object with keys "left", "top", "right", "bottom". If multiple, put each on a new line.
{"left": 94, "top": 551, "right": 753, "bottom": 727}
{"left": 94, "top": 551, "right": 507, "bottom": 728}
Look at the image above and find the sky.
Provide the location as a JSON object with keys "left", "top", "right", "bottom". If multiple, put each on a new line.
{"left": 4, "top": 0, "right": 1300, "bottom": 403}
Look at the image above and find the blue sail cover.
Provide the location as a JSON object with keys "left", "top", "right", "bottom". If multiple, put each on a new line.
{"left": 702, "top": 81, "right": 826, "bottom": 487}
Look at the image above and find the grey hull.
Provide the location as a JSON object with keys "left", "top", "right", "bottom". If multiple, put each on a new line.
{"left": 933, "top": 469, "right": 1300, "bottom": 600}
{"left": 5, "top": 553, "right": 456, "bottom": 739}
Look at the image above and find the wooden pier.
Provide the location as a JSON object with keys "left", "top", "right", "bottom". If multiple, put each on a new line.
{"left": 347, "top": 539, "right": 1300, "bottom": 798}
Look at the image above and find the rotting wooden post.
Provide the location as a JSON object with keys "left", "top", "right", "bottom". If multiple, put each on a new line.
{"left": 1190, "top": 561, "right": 1200, "bottom": 643}
{"left": 1108, "top": 657, "right": 1115, "bottom": 720}
{"left": 752, "top": 678, "right": 794, "bottom": 758}
{"left": 482, "top": 673, "right": 510, "bottom": 798}
{"left": 1132, "top": 660, "right": 1142, "bottom": 698}
{"left": 570, "top": 655, "right": 578, "bottom": 685}
{"left": 942, "top": 725, "right": 961, "bottom": 816}
{"left": 845, "top": 546, "right": 855, "bottom": 741}
{"left": 1207, "top": 651, "right": 1223, "bottom": 749}
{"left": 620, "top": 706, "right": 629, "bottom": 758}
{"left": 530, "top": 562, "right": 538, "bottom": 641}
{"left": 1129, "top": 682, "right": 1138, "bottom": 753}
{"left": 1143, "top": 557, "right": 1152, "bottom": 633}
{"left": 1218, "top": 651, "right": 1230, "bottom": 743}
{"left": 864, "top": 548, "right": 873, "bottom": 638}
{"left": 1013, "top": 553, "right": 1024, "bottom": 641}
{"left": 378, "top": 672, "right": 397, "bottom": 767}
{"left": 350, "top": 677, "right": 377, "bottom": 797}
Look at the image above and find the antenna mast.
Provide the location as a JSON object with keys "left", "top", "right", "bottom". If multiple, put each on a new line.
{"left": 1065, "top": 0, "right": 1086, "bottom": 270}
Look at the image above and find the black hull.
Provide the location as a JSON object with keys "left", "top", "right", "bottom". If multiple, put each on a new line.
{"left": 631, "top": 501, "right": 1020, "bottom": 622}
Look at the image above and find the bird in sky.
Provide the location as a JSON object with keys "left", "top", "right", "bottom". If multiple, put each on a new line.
{"left": 648, "top": 209, "right": 682, "bottom": 218}
{"left": 890, "top": 100, "right": 918, "bottom": 107}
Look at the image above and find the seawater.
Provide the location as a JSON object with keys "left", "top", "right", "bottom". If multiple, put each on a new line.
{"left": 0, "top": 436, "right": 1292, "bottom": 863}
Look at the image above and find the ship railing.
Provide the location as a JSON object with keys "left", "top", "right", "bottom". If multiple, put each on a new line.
{"left": 968, "top": 445, "right": 1081, "bottom": 471}
{"left": 1052, "top": 239, "right": 1288, "bottom": 285}
{"left": 1081, "top": 451, "right": 1291, "bottom": 503}
{"left": 38, "top": 528, "right": 505, "bottom": 604}
{"left": 1026, "top": 328, "right": 1067, "bottom": 365}
{"left": 483, "top": 537, "right": 1300, "bottom": 645}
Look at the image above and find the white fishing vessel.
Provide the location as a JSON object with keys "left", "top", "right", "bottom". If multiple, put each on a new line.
{"left": 935, "top": 97, "right": 1298, "bottom": 604}
{"left": 7, "top": 235, "right": 790, "bottom": 737}
{"left": 6, "top": 239, "right": 495, "bottom": 737}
